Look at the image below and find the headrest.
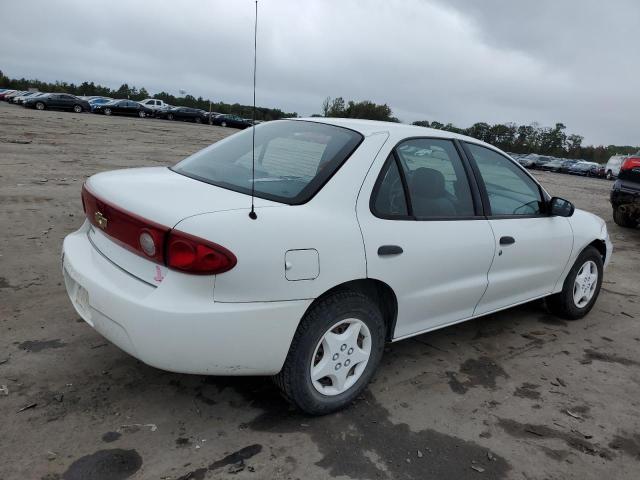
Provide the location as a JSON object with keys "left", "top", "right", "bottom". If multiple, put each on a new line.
{"left": 410, "top": 167, "right": 446, "bottom": 199}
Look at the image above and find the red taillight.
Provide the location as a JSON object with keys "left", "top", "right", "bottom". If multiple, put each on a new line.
{"left": 81, "top": 184, "right": 236, "bottom": 275}
{"left": 82, "top": 184, "right": 169, "bottom": 264}
{"left": 167, "top": 230, "right": 237, "bottom": 275}
{"left": 621, "top": 157, "right": 640, "bottom": 172}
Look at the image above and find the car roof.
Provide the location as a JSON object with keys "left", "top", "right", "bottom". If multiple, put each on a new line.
{"left": 293, "top": 117, "right": 495, "bottom": 148}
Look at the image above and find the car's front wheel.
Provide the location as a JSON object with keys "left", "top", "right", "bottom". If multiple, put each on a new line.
{"left": 35, "top": 102, "right": 45, "bottom": 111}
{"left": 104, "top": 108, "right": 112, "bottom": 116}
{"left": 546, "top": 246, "right": 603, "bottom": 320}
{"left": 221, "top": 121, "right": 227, "bottom": 127}
{"left": 613, "top": 207, "right": 637, "bottom": 228}
{"left": 138, "top": 110, "right": 145, "bottom": 118}
{"left": 167, "top": 113, "right": 174, "bottom": 120}
{"left": 73, "top": 104, "right": 83, "bottom": 113}
{"left": 274, "top": 291, "right": 385, "bottom": 415}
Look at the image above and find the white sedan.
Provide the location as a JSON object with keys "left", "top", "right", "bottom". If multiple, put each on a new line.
{"left": 62, "top": 119, "right": 612, "bottom": 414}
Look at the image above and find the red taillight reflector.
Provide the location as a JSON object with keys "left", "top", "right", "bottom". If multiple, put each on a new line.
{"left": 167, "top": 230, "right": 237, "bottom": 275}
{"left": 621, "top": 157, "right": 640, "bottom": 172}
{"left": 81, "top": 183, "right": 170, "bottom": 264}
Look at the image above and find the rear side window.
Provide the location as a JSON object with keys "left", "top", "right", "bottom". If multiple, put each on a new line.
{"left": 372, "top": 139, "right": 476, "bottom": 219}
{"left": 466, "top": 143, "right": 543, "bottom": 216}
{"left": 173, "top": 120, "right": 363, "bottom": 204}
{"left": 372, "top": 155, "right": 409, "bottom": 217}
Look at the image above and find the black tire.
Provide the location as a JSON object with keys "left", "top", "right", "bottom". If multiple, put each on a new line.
{"left": 138, "top": 110, "right": 145, "bottom": 118}
{"left": 73, "top": 104, "right": 83, "bottom": 113}
{"left": 35, "top": 102, "right": 45, "bottom": 111}
{"left": 221, "top": 121, "right": 227, "bottom": 127}
{"left": 606, "top": 170, "right": 613, "bottom": 180}
{"left": 104, "top": 108, "right": 112, "bottom": 116}
{"left": 274, "top": 291, "right": 385, "bottom": 415}
{"left": 195, "top": 116, "right": 202, "bottom": 124}
{"left": 167, "top": 113, "right": 174, "bottom": 120}
{"left": 613, "top": 207, "right": 637, "bottom": 228}
{"left": 546, "top": 246, "right": 603, "bottom": 320}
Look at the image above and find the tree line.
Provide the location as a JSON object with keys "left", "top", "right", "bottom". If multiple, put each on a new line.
{"left": 319, "top": 96, "right": 638, "bottom": 164}
{"left": 1, "top": 70, "right": 635, "bottom": 163}
{"left": 0, "top": 71, "right": 297, "bottom": 121}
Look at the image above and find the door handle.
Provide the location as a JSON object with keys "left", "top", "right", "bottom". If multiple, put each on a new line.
{"left": 378, "top": 245, "right": 403, "bottom": 256}
{"left": 499, "top": 236, "right": 516, "bottom": 245}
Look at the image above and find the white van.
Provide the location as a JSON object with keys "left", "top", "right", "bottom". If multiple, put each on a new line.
{"left": 605, "top": 155, "right": 628, "bottom": 179}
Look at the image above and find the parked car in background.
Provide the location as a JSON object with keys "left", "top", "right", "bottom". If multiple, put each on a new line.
{"left": 605, "top": 155, "right": 628, "bottom": 180}
{"left": 0, "top": 89, "right": 17, "bottom": 100}
{"left": 158, "top": 106, "right": 207, "bottom": 123}
{"left": 24, "top": 93, "right": 91, "bottom": 112}
{"left": 13, "top": 91, "right": 41, "bottom": 104}
{"left": 204, "top": 111, "right": 222, "bottom": 124}
{"left": 540, "top": 159, "right": 564, "bottom": 172}
{"left": 62, "top": 118, "right": 611, "bottom": 415}
{"left": 610, "top": 156, "right": 640, "bottom": 228}
{"left": 88, "top": 97, "right": 113, "bottom": 112}
{"left": 516, "top": 156, "right": 536, "bottom": 168}
{"left": 567, "top": 162, "right": 593, "bottom": 176}
{"left": 588, "top": 163, "right": 605, "bottom": 178}
{"left": 4, "top": 90, "right": 28, "bottom": 102}
{"left": 559, "top": 159, "right": 579, "bottom": 173}
{"left": 139, "top": 98, "right": 170, "bottom": 114}
{"left": 92, "top": 99, "right": 152, "bottom": 117}
{"left": 210, "top": 113, "right": 252, "bottom": 129}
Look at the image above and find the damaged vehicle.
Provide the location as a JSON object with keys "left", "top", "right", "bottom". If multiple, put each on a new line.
{"left": 610, "top": 155, "right": 640, "bottom": 228}
{"left": 62, "top": 119, "right": 612, "bottom": 414}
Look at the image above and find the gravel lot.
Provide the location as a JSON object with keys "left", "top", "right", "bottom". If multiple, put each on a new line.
{"left": 1, "top": 102, "right": 639, "bottom": 480}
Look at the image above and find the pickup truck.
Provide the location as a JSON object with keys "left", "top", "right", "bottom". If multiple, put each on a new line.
{"left": 138, "top": 98, "right": 170, "bottom": 113}
{"left": 610, "top": 155, "right": 640, "bottom": 228}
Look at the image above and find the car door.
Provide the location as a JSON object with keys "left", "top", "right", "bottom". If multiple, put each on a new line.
{"left": 463, "top": 142, "right": 574, "bottom": 315}
{"left": 357, "top": 138, "right": 496, "bottom": 339}
{"left": 47, "top": 94, "right": 64, "bottom": 108}
{"left": 59, "top": 94, "right": 76, "bottom": 109}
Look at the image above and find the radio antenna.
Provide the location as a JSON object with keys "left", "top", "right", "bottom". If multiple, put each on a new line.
{"left": 248, "top": 0, "right": 258, "bottom": 220}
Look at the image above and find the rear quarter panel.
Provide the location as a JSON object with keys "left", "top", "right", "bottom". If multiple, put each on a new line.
{"left": 175, "top": 131, "right": 391, "bottom": 303}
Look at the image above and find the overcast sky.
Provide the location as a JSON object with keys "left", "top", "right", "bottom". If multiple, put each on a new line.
{"left": 1, "top": 0, "right": 638, "bottom": 145}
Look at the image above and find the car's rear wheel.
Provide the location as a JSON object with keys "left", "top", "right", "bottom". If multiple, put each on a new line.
{"left": 104, "top": 108, "right": 112, "bottom": 116}
{"left": 195, "top": 116, "right": 202, "bottom": 124}
{"left": 613, "top": 207, "right": 637, "bottom": 228}
{"left": 546, "top": 246, "right": 603, "bottom": 320}
{"left": 606, "top": 170, "right": 613, "bottom": 180}
{"left": 73, "top": 104, "right": 83, "bottom": 113}
{"left": 221, "top": 121, "right": 227, "bottom": 127}
{"left": 35, "top": 102, "right": 45, "bottom": 111}
{"left": 274, "top": 291, "right": 385, "bottom": 415}
{"left": 138, "top": 110, "right": 145, "bottom": 118}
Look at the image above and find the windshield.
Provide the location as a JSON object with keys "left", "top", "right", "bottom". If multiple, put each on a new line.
{"left": 173, "top": 120, "right": 363, "bottom": 204}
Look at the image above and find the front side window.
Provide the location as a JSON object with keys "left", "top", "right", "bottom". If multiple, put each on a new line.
{"left": 466, "top": 143, "right": 543, "bottom": 216}
{"left": 173, "top": 120, "right": 363, "bottom": 204}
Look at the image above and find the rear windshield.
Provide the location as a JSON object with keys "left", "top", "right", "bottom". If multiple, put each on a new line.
{"left": 172, "top": 120, "right": 363, "bottom": 204}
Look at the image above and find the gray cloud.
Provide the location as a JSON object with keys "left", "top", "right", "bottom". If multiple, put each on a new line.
{"left": 1, "top": 0, "right": 637, "bottom": 145}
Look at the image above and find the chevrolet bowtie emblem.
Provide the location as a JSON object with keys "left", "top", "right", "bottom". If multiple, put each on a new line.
{"left": 94, "top": 211, "right": 108, "bottom": 229}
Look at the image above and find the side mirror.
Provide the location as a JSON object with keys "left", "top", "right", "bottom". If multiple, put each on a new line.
{"left": 549, "top": 197, "right": 575, "bottom": 217}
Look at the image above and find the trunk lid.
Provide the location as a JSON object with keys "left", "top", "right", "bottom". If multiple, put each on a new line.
{"left": 84, "top": 166, "right": 278, "bottom": 284}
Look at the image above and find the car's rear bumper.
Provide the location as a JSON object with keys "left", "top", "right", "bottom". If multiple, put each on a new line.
{"left": 62, "top": 223, "right": 310, "bottom": 375}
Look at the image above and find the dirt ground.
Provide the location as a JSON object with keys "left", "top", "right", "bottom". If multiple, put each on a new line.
{"left": 1, "top": 101, "right": 639, "bottom": 480}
